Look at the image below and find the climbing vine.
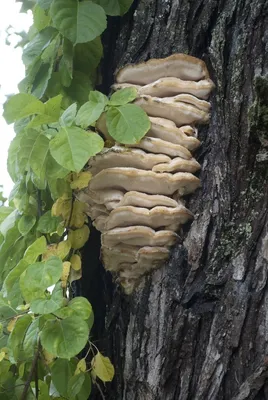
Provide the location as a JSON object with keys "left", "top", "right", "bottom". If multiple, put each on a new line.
{"left": 0, "top": 0, "right": 149, "bottom": 398}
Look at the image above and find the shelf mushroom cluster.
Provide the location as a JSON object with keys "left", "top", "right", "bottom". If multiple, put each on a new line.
{"left": 81, "top": 54, "right": 214, "bottom": 294}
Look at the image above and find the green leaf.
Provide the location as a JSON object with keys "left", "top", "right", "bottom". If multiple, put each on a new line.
{"left": 59, "top": 39, "right": 73, "bottom": 87}
{"left": 65, "top": 71, "right": 93, "bottom": 107}
{"left": 31, "top": 283, "right": 64, "bottom": 314}
{"left": 0, "top": 293, "right": 18, "bottom": 320}
{"left": 20, "top": 256, "right": 62, "bottom": 302}
{"left": 51, "top": 0, "right": 107, "bottom": 44}
{"left": 2, "top": 259, "right": 28, "bottom": 298}
{"left": 49, "top": 127, "right": 104, "bottom": 172}
{"left": 33, "top": 4, "right": 50, "bottom": 31}
{"left": 3, "top": 94, "right": 45, "bottom": 124}
{"left": 22, "top": 27, "right": 57, "bottom": 67}
{"left": 74, "top": 37, "right": 103, "bottom": 76}
{"left": 23, "top": 236, "right": 47, "bottom": 264}
{"left": 40, "top": 316, "right": 89, "bottom": 358}
{"left": 60, "top": 103, "right": 77, "bottom": 127}
{"left": 68, "top": 373, "right": 85, "bottom": 398}
{"left": 29, "top": 134, "right": 50, "bottom": 181}
{"left": 0, "top": 210, "right": 18, "bottom": 237}
{"left": 23, "top": 318, "right": 40, "bottom": 359}
{"left": 8, "top": 315, "right": 33, "bottom": 363}
{"left": 37, "top": 211, "right": 61, "bottom": 234}
{"left": 68, "top": 297, "right": 93, "bottom": 320}
{"left": 93, "top": 0, "right": 134, "bottom": 15}
{"left": 7, "top": 134, "right": 24, "bottom": 182}
{"left": 18, "top": 215, "right": 36, "bottom": 236}
{"left": 28, "top": 95, "right": 62, "bottom": 128}
{"left": 92, "top": 352, "right": 114, "bottom": 382}
{"left": 75, "top": 91, "right": 108, "bottom": 128}
{"left": 32, "top": 62, "right": 54, "bottom": 99}
{"left": 37, "top": 0, "right": 53, "bottom": 9}
{"left": 106, "top": 104, "right": 150, "bottom": 144}
{"left": 38, "top": 380, "right": 50, "bottom": 400}
{"left": 109, "top": 87, "right": 138, "bottom": 106}
{"left": 51, "top": 358, "right": 76, "bottom": 397}
{"left": 0, "top": 207, "right": 15, "bottom": 224}
{"left": 46, "top": 153, "right": 69, "bottom": 180}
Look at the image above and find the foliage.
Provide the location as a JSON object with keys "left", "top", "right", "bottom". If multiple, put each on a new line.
{"left": 0, "top": 0, "right": 149, "bottom": 398}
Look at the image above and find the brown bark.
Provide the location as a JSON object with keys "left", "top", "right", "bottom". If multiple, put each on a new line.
{"left": 82, "top": 0, "right": 268, "bottom": 398}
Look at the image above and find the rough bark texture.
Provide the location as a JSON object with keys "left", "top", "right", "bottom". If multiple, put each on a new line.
{"left": 82, "top": 0, "right": 268, "bottom": 399}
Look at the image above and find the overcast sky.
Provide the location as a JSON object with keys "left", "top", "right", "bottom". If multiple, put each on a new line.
{"left": 0, "top": 1, "right": 32, "bottom": 196}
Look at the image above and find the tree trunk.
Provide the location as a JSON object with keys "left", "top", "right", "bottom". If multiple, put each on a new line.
{"left": 81, "top": 0, "right": 268, "bottom": 398}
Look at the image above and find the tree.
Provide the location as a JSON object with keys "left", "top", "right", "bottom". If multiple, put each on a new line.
{"left": 1, "top": 0, "right": 267, "bottom": 399}
{"left": 81, "top": 0, "right": 268, "bottom": 399}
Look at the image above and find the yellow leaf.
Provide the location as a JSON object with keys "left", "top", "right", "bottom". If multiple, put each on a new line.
{"left": 42, "top": 348, "right": 55, "bottom": 365}
{"left": 57, "top": 240, "right": 71, "bottom": 259}
{"left": 70, "top": 254, "right": 82, "bottom": 271}
{"left": 42, "top": 244, "right": 58, "bottom": 261}
{"left": 68, "top": 225, "right": 90, "bottom": 250}
{"left": 70, "top": 200, "right": 87, "bottom": 229}
{"left": 91, "top": 352, "right": 114, "bottom": 382}
{"left": 61, "top": 261, "right": 71, "bottom": 288}
{"left": 91, "top": 369, "right": 97, "bottom": 383}
{"left": 75, "top": 358, "right": 87, "bottom": 375}
{"left": 52, "top": 196, "right": 72, "bottom": 222}
{"left": 7, "top": 317, "right": 18, "bottom": 333}
{"left": 42, "top": 240, "right": 71, "bottom": 261}
{"left": 70, "top": 172, "right": 92, "bottom": 190}
{"left": 0, "top": 351, "right": 6, "bottom": 362}
{"left": 69, "top": 267, "right": 82, "bottom": 283}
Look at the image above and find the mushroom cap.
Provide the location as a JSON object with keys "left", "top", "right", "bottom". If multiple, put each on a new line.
{"left": 180, "top": 125, "right": 198, "bottom": 136}
{"left": 86, "top": 188, "right": 124, "bottom": 205}
{"left": 129, "top": 137, "right": 192, "bottom": 159}
{"left": 115, "top": 191, "right": 181, "bottom": 209}
{"left": 95, "top": 113, "right": 111, "bottom": 141}
{"left": 148, "top": 117, "right": 200, "bottom": 150}
{"left": 88, "top": 146, "right": 170, "bottom": 175}
{"left": 152, "top": 157, "right": 201, "bottom": 173}
{"left": 101, "top": 226, "right": 179, "bottom": 247}
{"left": 102, "top": 244, "right": 169, "bottom": 272}
{"left": 89, "top": 168, "right": 201, "bottom": 196}
{"left": 104, "top": 205, "right": 193, "bottom": 230}
{"left": 115, "top": 54, "right": 209, "bottom": 84}
{"left": 87, "top": 203, "right": 109, "bottom": 219}
{"left": 135, "top": 95, "right": 210, "bottom": 126}
{"left": 149, "top": 117, "right": 198, "bottom": 137}
{"left": 164, "top": 94, "right": 211, "bottom": 112}
{"left": 113, "top": 78, "right": 214, "bottom": 99}
{"left": 102, "top": 244, "right": 137, "bottom": 271}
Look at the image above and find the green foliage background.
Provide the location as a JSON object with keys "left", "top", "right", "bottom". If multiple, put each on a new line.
{"left": 0, "top": 1, "right": 150, "bottom": 398}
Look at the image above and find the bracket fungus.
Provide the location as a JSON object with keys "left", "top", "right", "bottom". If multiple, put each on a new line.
{"left": 80, "top": 53, "right": 214, "bottom": 294}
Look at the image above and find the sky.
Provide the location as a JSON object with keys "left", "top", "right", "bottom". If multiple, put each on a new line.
{"left": 0, "top": 1, "right": 32, "bottom": 196}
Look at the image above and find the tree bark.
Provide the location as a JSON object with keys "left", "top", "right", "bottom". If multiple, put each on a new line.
{"left": 82, "top": 0, "right": 268, "bottom": 399}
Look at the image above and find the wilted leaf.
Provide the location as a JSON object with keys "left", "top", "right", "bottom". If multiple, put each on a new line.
{"left": 91, "top": 351, "right": 114, "bottom": 382}
{"left": 68, "top": 225, "right": 90, "bottom": 249}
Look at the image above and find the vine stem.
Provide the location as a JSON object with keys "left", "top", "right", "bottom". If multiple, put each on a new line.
{"left": 20, "top": 340, "right": 40, "bottom": 400}
{"left": 95, "top": 381, "right": 106, "bottom": 400}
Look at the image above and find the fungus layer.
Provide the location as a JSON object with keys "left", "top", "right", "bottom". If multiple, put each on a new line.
{"left": 80, "top": 54, "right": 214, "bottom": 293}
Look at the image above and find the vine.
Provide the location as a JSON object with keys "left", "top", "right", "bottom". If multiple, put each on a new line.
{"left": 0, "top": 0, "right": 149, "bottom": 398}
